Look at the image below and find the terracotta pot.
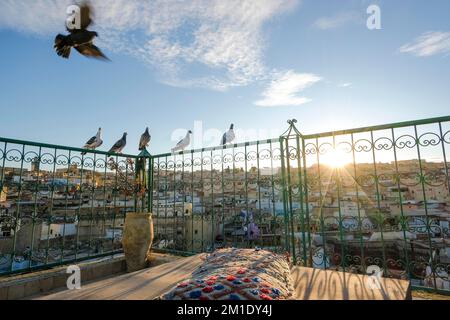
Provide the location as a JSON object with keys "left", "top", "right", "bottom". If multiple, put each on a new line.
{"left": 122, "top": 212, "right": 154, "bottom": 273}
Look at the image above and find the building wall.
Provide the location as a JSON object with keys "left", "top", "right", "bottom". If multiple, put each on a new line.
{"left": 0, "top": 186, "right": 7, "bottom": 202}
{"left": 184, "top": 218, "right": 220, "bottom": 251}
{"left": 40, "top": 223, "right": 77, "bottom": 240}
{"left": 0, "top": 223, "right": 42, "bottom": 254}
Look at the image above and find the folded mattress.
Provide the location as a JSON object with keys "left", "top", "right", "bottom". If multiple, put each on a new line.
{"left": 162, "top": 248, "right": 294, "bottom": 300}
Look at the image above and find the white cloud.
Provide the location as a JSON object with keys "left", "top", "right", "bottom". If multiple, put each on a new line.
{"left": 338, "top": 82, "right": 352, "bottom": 88}
{"left": 254, "top": 70, "right": 321, "bottom": 107}
{"left": 312, "top": 11, "right": 361, "bottom": 30}
{"left": 0, "top": 0, "right": 299, "bottom": 90}
{"left": 400, "top": 31, "right": 450, "bottom": 57}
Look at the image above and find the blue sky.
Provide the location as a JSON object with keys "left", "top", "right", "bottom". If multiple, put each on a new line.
{"left": 0, "top": 0, "right": 449, "bottom": 155}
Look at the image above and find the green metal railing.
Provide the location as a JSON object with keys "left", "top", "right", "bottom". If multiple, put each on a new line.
{"left": 1, "top": 115, "right": 449, "bottom": 294}
{"left": 0, "top": 139, "right": 140, "bottom": 275}
{"left": 150, "top": 116, "right": 450, "bottom": 294}
{"left": 150, "top": 137, "right": 284, "bottom": 255}
{"left": 294, "top": 116, "right": 450, "bottom": 293}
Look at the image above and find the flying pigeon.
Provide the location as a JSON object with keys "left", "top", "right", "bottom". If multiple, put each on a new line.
{"left": 172, "top": 130, "right": 193, "bottom": 153}
{"left": 139, "top": 127, "right": 151, "bottom": 151}
{"left": 81, "top": 127, "right": 103, "bottom": 155}
{"left": 54, "top": 2, "right": 109, "bottom": 60}
{"left": 221, "top": 124, "right": 235, "bottom": 145}
{"left": 109, "top": 133, "right": 127, "bottom": 154}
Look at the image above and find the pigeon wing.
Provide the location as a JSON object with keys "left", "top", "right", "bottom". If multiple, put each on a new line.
{"left": 228, "top": 130, "right": 235, "bottom": 143}
{"left": 176, "top": 138, "right": 185, "bottom": 147}
{"left": 75, "top": 43, "right": 109, "bottom": 60}
{"left": 54, "top": 34, "right": 65, "bottom": 47}
{"left": 139, "top": 136, "right": 144, "bottom": 150}
{"left": 109, "top": 140, "right": 122, "bottom": 153}
{"left": 222, "top": 132, "right": 227, "bottom": 145}
{"left": 85, "top": 135, "right": 97, "bottom": 146}
{"left": 139, "top": 134, "right": 148, "bottom": 150}
{"left": 79, "top": 2, "right": 93, "bottom": 30}
{"left": 54, "top": 34, "right": 71, "bottom": 58}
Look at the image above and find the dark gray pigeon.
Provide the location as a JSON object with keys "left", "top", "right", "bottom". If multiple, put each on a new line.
{"left": 81, "top": 127, "right": 103, "bottom": 155}
{"left": 139, "top": 127, "right": 151, "bottom": 151}
{"left": 221, "top": 124, "right": 235, "bottom": 145}
{"left": 54, "top": 2, "right": 109, "bottom": 60}
{"left": 109, "top": 133, "right": 127, "bottom": 154}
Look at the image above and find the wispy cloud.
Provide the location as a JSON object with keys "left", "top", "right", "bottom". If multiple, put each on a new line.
{"left": 338, "top": 82, "right": 352, "bottom": 88}
{"left": 312, "top": 11, "right": 361, "bottom": 30}
{"left": 400, "top": 31, "right": 450, "bottom": 57}
{"left": 254, "top": 70, "right": 321, "bottom": 107}
{"left": 0, "top": 0, "right": 299, "bottom": 90}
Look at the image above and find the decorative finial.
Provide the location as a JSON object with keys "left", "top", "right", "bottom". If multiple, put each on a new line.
{"left": 281, "top": 119, "right": 302, "bottom": 137}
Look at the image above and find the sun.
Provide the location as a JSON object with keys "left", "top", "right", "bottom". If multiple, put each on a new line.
{"left": 320, "top": 148, "right": 350, "bottom": 168}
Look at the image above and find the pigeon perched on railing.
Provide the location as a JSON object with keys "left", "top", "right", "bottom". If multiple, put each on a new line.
{"left": 139, "top": 127, "right": 151, "bottom": 151}
{"left": 172, "top": 130, "right": 193, "bottom": 153}
{"left": 54, "top": 2, "right": 109, "bottom": 60}
{"left": 109, "top": 133, "right": 127, "bottom": 154}
{"left": 221, "top": 124, "right": 235, "bottom": 145}
{"left": 81, "top": 127, "right": 103, "bottom": 155}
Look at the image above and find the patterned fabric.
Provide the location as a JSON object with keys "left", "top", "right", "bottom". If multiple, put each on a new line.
{"left": 162, "top": 248, "right": 294, "bottom": 300}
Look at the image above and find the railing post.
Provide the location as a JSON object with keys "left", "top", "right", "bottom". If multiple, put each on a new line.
{"left": 137, "top": 149, "right": 152, "bottom": 213}
{"left": 301, "top": 136, "right": 313, "bottom": 267}
{"left": 148, "top": 156, "right": 153, "bottom": 214}
{"left": 279, "top": 137, "right": 291, "bottom": 258}
{"left": 280, "top": 119, "right": 309, "bottom": 265}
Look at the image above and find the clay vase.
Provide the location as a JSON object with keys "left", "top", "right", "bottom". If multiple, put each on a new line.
{"left": 122, "top": 212, "right": 154, "bottom": 273}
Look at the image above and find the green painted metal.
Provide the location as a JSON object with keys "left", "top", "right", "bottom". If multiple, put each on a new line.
{"left": 0, "top": 137, "right": 137, "bottom": 158}
{"left": 300, "top": 136, "right": 313, "bottom": 267}
{"left": 9, "top": 144, "right": 25, "bottom": 272}
{"left": 1, "top": 114, "right": 449, "bottom": 295}
{"left": 350, "top": 133, "right": 367, "bottom": 274}
{"left": 279, "top": 137, "right": 291, "bottom": 257}
{"left": 370, "top": 130, "right": 388, "bottom": 276}
{"left": 332, "top": 135, "right": 346, "bottom": 272}
{"left": 390, "top": 128, "right": 412, "bottom": 280}
{"left": 314, "top": 136, "right": 329, "bottom": 270}
{"left": 413, "top": 125, "right": 438, "bottom": 290}
{"left": 0, "top": 136, "right": 139, "bottom": 276}
{"left": 303, "top": 115, "right": 450, "bottom": 139}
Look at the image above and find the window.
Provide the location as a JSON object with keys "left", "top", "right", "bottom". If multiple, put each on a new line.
{"left": 1, "top": 227, "right": 11, "bottom": 237}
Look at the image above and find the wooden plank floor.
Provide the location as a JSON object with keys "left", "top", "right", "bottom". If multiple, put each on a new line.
{"left": 292, "top": 267, "right": 412, "bottom": 300}
{"left": 33, "top": 254, "right": 411, "bottom": 300}
{"left": 33, "top": 254, "right": 206, "bottom": 300}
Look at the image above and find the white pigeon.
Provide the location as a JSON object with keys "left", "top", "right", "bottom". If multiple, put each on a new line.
{"left": 172, "top": 130, "right": 192, "bottom": 153}
{"left": 82, "top": 128, "right": 103, "bottom": 155}
{"left": 221, "top": 124, "right": 235, "bottom": 145}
